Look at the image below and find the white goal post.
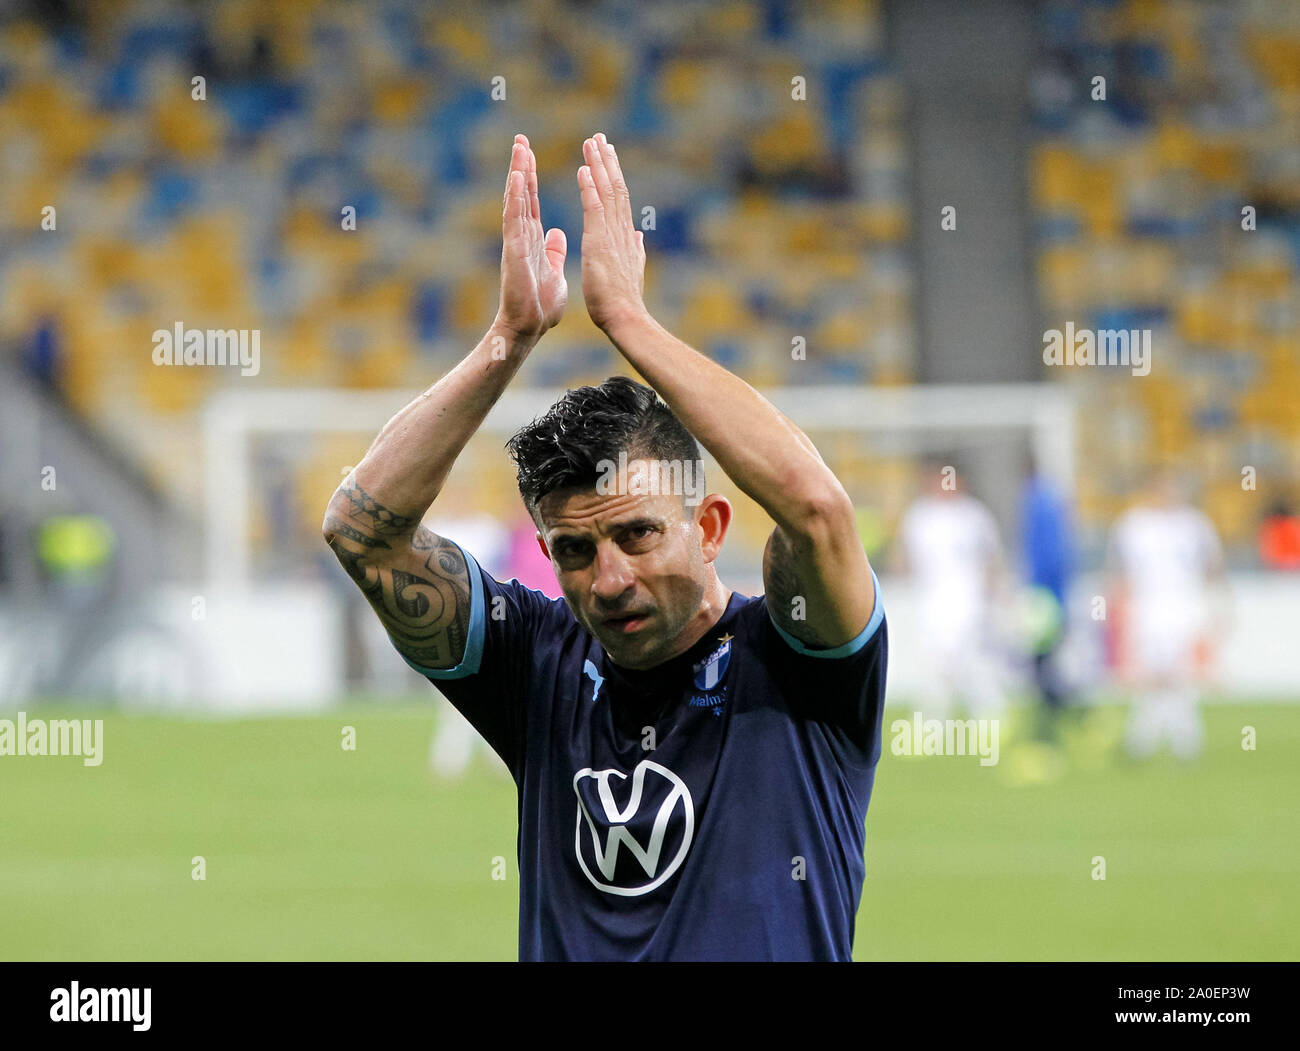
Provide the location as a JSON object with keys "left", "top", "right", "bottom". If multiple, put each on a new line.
{"left": 203, "top": 383, "right": 1077, "bottom": 590}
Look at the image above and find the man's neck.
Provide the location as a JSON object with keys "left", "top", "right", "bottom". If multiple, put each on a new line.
{"left": 677, "top": 575, "right": 733, "bottom": 654}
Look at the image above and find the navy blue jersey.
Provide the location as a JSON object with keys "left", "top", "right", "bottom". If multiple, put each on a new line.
{"left": 400, "top": 543, "right": 888, "bottom": 961}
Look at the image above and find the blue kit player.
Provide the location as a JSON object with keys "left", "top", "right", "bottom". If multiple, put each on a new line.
{"left": 323, "top": 133, "right": 888, "bottom": 961}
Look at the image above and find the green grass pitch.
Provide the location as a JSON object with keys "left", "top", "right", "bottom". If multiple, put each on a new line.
{"left": 1, "top": 701, "right": 1295, "bottom": 960}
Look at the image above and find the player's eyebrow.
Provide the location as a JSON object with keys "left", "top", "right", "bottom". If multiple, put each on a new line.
{"left": 608, "top": 515, "right": 663, "bottom": 533}
{"left": 549, "top": 515, "right": 664, "bottom": 544}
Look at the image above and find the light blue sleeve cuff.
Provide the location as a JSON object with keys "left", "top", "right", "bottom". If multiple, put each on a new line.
{"left": 767, "top": 568, "right": 885, "bottom": 659}
{"left": 399, "top": 542, "right": 487, "bottom": 679}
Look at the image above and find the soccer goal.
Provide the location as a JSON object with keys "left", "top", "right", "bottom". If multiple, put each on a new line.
{"left": 202, "top": 382, "right": 1076, "bottom": 591}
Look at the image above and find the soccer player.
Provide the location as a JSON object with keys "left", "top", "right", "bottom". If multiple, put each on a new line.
{"left": 422, "top": 508, "right": 509, "bottom": 780}
{"left": 1107, "top": 467, "right": 1227, "bottom": 761}
{"left": 1017, "top": 460, "right": 1075, "bottom": 742}
{"left": 322, "top": 133, "right": 888, "bottom": 961}
{"left": 897, "top": 459, "right": 1006, "bottom": 720}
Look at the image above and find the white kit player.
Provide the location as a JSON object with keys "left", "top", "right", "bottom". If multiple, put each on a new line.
{"left": 423, "top": 512, "right": 509, "bottom": 778}
{"left": 1107, "top": 468, "right": 1228, "bottom": 760}
{"left": 898, "top": 463, "right": 1007, "bottom": 719}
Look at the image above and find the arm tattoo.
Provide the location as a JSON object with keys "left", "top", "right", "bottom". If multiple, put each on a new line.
{"left": 763, "top": 524, "right": 830, "bottom": 648}
{"left": 324, "top": 481, "right": 472, "bottom": 670}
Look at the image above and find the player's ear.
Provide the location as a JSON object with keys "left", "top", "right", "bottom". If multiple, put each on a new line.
{"left": 535, "top": 530, "right": 551, "bottom": 562}
{"left": 693, "top": 495, "right": 731, "bottom": 564}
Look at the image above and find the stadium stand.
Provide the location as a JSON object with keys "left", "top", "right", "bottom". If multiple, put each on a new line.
{"left": 1029, "top": 0, "right": 1300, "bottom": 554}
{"left": 0, "top": 0, "right": 910, "bottom": 578}
{"left": 2, "top": 0, "right": 1295, "bottom": 579}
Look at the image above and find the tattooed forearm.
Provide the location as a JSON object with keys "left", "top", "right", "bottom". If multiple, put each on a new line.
{"left": 329, "top": 480, "right": 421, "bottom": 540}
{"left": 324, "top": 484, "right": 472, "bottom": 670}
{"left": 763, "top": 525, "right": 831, "bottom": 648}
{"left": 369, "top": 532, "right": 471, "bottom": 667}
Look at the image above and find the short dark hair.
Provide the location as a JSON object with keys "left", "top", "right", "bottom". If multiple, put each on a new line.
{"left": 505, "top": 376, "right": 703, "bottom": 519}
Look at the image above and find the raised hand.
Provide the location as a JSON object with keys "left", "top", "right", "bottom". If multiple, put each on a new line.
{"left": 495, "top": 134, "right": 568, "bottom": 341}
{"left": 577, "top": 132, "right": 647, "bottom": 332}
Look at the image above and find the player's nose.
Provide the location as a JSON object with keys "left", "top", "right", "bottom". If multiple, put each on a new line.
{"left": 589, "top": 543, "right": 635, "bottom": 604}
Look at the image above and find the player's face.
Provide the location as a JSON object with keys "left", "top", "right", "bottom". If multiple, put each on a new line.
{"left": 535, "top": 477, "right": 710, "bottom": 669}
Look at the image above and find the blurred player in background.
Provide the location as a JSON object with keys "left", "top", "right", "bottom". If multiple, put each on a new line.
{"left": 897, "top": 458, "right": 1006, "bottom": 720}
{"left": 1107, "top": 466, "right": 1228, "bottom": 761}
{"left": 427, "top": 508, "right": 559, "bottom": 779}
{"left": 424, "top": 509, "right": 509, "bottom": 779}
{"left": 1017, "top": 458, "right": 1075, "bottom": 742}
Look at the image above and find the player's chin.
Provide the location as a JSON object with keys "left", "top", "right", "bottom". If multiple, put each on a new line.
{"left": 604, "top": 639, "right": 666, "bottom": 671}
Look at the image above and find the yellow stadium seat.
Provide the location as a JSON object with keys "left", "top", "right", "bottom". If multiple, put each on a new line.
{"left": 1194, "top": 140, "right": 1246, "bottom": 184}
{"left": 659, "top": 60, "right": 705, "bottom": 108}
{"left": 372, "top": 77, "right": 427, "bottom": 125}
{"left": 138, "top": 347, "right": 211, "bottom": 414}
{"left": 1079, "top": 162, "right": 1122, "bottom": 237}
{"left": 703, "top": 1, "right": 759, "bottom": 37}
{"left": 862, "top": 202, "right": 909, "bottom": 243}
{"left": 1032, "top": 145, "right": 1084, "bottom": 210}
{"left": 682, "top": 279, "right": 744, "bottom": 337}
{"left": 1244, "top": 33, "right": 1300, "bottom": 92}
{"left": 1115, "top": 0, "right": 1168, "bottom": 36}
{"left": 153, "top": 93, "right": 223, "bottom": 160}
{"left": 449, "top": 272, "right": 496, "bottom": 331}
{"left": 1038, "top": 245, "right": 1088, "bottom": 310}
{"left": 1206, "top": 482, "right": 1254, "bottom": 545}
{"left": 1176, "top": 290, "right": 1220, "bottom": 346}
{"left": 1152, "top": 120, "right": 1198, "bottom": 168}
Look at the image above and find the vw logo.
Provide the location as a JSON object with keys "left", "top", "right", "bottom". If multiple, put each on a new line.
{"left": 573, "top": 760, "right": 694, "bottom": 897}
